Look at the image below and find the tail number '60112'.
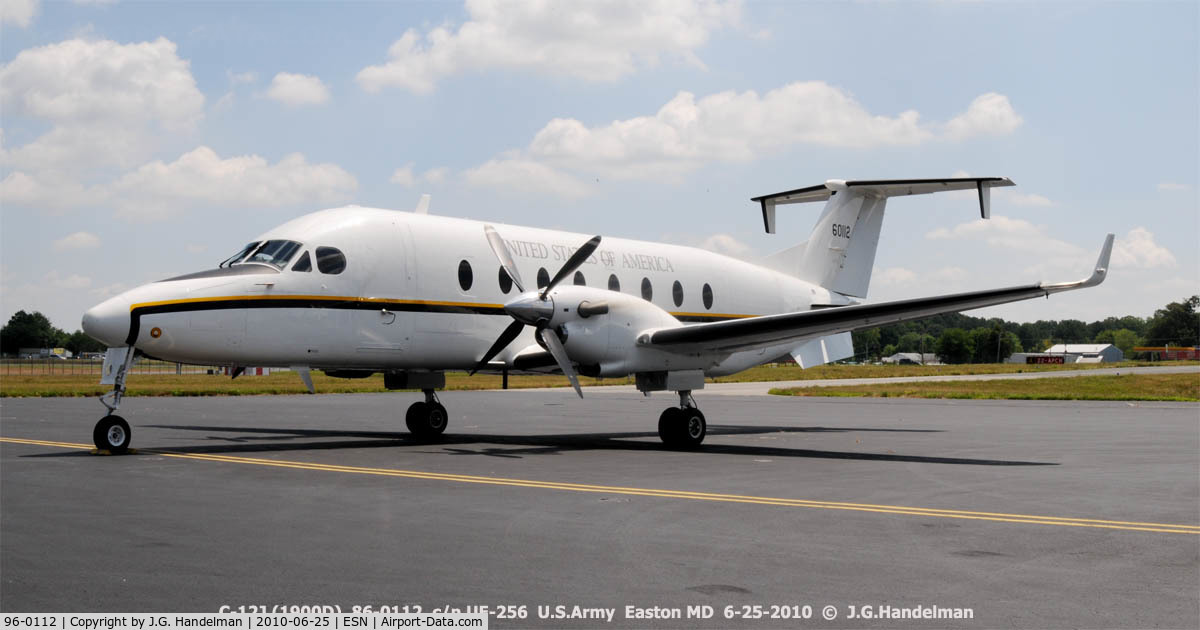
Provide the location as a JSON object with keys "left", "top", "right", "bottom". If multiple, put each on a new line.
{"left": 832, "top": 223, "right": 852, "bottom": 238}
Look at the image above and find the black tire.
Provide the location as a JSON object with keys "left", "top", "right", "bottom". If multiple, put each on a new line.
{"left": 93, "top": 415, "right": 132, "bottom": 453}
{"left": 677, "top": 407, "right": 707, "bottom": 448}
{"left": 658, "top": 407, "right": 683, "bottom": 446}
{"left": 405, "top": 401, "right": 448, "bottom": 438}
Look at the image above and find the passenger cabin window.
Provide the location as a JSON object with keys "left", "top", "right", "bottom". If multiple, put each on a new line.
{"left": 458, "top": 260, "right": 473, "bottom": 291}
{"left": 641, "top": 277, "right": 653, "bottom": 301}
{"left": 242, "top": 239, "right": 302, "bottom": 269}
{"left": 573, "top": 271, "right": 586, "bottom": 286}
{"left": 315, "top": 246, "right": 346, "bottom": 274}
{"left": 537, "top": 268, "right": 550, "bottom": 289}
{"left": 292, "top": 251, "right": 312, "bottom": 272}
{"left": 672, "top": 280, "right": 684, "bottom": 307}
{"left": 498, "top": 267, "right": 513, "bottom": 294}
{"left": 219, "top": 241, "right": 261, "bottom": 268}
{"left": 702, "top": 283, "right": 713, "bottom": 310}
{"left": 608, "top": 274, "right": 620, "bottom": 292}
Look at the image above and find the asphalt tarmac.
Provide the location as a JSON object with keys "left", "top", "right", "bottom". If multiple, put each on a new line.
{"left": 2, "top": 391, "right": 1197, "bottom": 628}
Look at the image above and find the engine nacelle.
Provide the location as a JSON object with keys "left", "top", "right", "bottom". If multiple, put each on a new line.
{"left": 545, "top": 286, "right": 726, "bottom": 377}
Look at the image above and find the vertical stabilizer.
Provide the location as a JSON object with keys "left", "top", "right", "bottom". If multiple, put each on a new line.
{"left": 752, "top": 177, "right": 1013, "bottom": 299}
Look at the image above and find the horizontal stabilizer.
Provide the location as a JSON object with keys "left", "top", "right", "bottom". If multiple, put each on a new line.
{"left": 753, "top": 177, "right": 1014, "bottom": 233}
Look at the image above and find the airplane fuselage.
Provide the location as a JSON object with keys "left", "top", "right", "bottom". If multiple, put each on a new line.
{"left": 84, "top": 206, "right": 840, "bottom": 378}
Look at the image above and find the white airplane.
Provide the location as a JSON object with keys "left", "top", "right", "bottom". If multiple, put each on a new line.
{"left": 81, "top": 177, "right": 1113, "bottom": 453}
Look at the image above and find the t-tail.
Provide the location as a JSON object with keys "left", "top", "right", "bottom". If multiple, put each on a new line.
{"left": 758, "top": 177, "right": 1014, "bottom": 298}
{"left": 755, "top": 177, "right": 1014, "bottom": 367}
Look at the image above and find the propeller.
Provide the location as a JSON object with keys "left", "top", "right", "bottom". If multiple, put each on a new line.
{"left": 469, "top": 225, "right": 601, "bottom": 398}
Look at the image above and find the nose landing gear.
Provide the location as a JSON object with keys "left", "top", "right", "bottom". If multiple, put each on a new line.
{"left": 93, "top": 347, "right": 137, "bottom": 453}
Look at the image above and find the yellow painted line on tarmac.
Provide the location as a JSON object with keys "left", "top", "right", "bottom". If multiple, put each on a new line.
{"left": 3, "top": 436, "right": 1198, "bottom": 535}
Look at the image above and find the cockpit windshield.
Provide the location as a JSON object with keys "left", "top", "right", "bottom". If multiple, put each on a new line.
{"left": 240, "top": 240, "right": 303, "bottom": 269}
{"left": 219, "top": 241, "right": 261, "bottom": 268}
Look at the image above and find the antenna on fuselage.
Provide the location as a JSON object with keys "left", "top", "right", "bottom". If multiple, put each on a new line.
{"left": 414, "top": 194, "right": 431, "bottom": 214}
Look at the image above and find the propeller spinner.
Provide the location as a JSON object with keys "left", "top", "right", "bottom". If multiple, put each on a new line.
{"left": 470, "top": 226, "right": 601, "bottom": 398}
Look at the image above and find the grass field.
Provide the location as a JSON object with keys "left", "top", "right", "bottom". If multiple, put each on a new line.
{"left": 0, "top": 360, "right": 1193, "bottom": 399}
{"left": 769, "top": 373, "right": 1200, "bottom": 402}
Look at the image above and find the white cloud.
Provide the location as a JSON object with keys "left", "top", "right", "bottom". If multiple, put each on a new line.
{"left": 0, "top": 37, "right": 203, "bottom": 128}
{"left": 698, "top": 233, "right": 751, "bottom": 258}
{"left": 874, "top": 266, "right": 918, "bottom": 287}
{"left": 466, "top": 83, "right": 1023, "bottom": 195}
{"left": 356, "top": 0, "right": 741, "bottom": 93}
{"left": 104, "top": 146, "right": 358, "bottom": 219}
{"left": 926, "top": 215, "right": 1082, "bottom": 254}
{"left": 1003, "top": 192, "right": 1054, "bottom": 207}
{"left": 421, "top": 167, "right": 449, "bottom": 185}
{"left": 45, "top": 271, "right": 91, "bottom": 290}
{"left": 0, "top": 0, "right": 38, "bottom": 27}
{"left": 265, "top": 72, "right": 331, "bottom": 106}
{"left": 1157, "top": 181, "right": 1189, "bottom": 191}
{"left": 389, "top": 164, "right": 416, "bottom": 187}
{"left": 52, "top": 231, "right": 101, "bottom": 251}
{"left": 228, "top": 70, "right": 256, "bottom": 85}
{"left": 464, "top": 157, "right": 592, "bottom": 199}
{"left": 0, "top": 171, "right": 91, "bottom": 210}
{"left": 0, "top": 37, "right": 204, "bottom": 172}
{"left": 942, "top": 93, "right": 1023, "bottom": 140}
{"left": 1112, "top": 227, "right": 1177, "bottom": 269}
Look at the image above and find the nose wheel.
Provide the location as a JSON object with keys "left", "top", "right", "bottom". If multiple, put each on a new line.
{"left": 658, "top": 391, "right": 706, "bottom": 448}
{"left": 406, "top": 389, "right": 448, "bottom": 438}
{"left": 93, "top": 415, "right": 132, "bottom": 453}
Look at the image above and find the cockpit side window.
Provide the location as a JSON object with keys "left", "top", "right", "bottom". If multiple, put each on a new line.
{"left": 219, "top": 241, "right": 261, "bottom": 268}
{"left": 242, "top": 240, "right": 302, "bottom": 269}
{"left": 315, "top": 246, "right": 346, "bottom": 274}
{"left": 291, "top": 251, "right": 312, "bottom": 272}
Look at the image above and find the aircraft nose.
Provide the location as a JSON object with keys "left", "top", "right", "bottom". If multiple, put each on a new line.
{"left": 82, "top": 298, "right": 129, "bottom": 347}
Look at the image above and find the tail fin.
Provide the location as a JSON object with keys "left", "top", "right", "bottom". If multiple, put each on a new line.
{"left": 754, "top": 177, "right": 1014, "bottom": 298}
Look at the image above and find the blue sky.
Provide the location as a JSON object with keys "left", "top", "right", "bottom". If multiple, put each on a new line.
{"left": 2, "top": 0, "right": 1196, "bottom": 332}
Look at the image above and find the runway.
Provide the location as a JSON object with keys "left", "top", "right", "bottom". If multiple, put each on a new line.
{"left": 2, "top": 391, "right": 1197, "bottom": 627}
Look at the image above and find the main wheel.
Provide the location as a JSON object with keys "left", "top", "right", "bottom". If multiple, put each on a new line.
{"left": 406, "top": 401, "right": 448, "bottom": 438}
{"left": 658, "top": 407, "right": 706, "bottom": 448}
{"left": 93, "top": 415, "right": 132, "bottom": 453}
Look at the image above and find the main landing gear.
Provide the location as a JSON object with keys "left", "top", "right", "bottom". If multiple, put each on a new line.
{"left": 93, "top": 347, "right": 137, "bottom": 453}
{"left": 406, "top": 389, "right": 448, "bottom": 438}
{"left": 658, "top": 390, "right": 706, "bottom": 448}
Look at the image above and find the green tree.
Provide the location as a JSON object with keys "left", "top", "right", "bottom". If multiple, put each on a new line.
{"left": 1094, "top": 328, "right": 1141, "bottom": 356}
{"left": 852, "top": 328, "right": 882, "bottom": 361}
{"left": 65, "top": 329, "right": 107, "bottom": 356}
{"left": 936, "top": 328, "right": 974, "bottom": 364}
{"left": 1143, "top": 296, "right": 1200, "bottom": 347}
{"left": 1, "top": 311, "right": 67, "bottom": 355}
{"left": 1053, "top": 319, "right": 1089, "bottom": 343}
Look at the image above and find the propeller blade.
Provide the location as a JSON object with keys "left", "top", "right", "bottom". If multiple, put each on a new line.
{"left": 539, "top": 327, "right": 582, "bottom": 398}
{"left": 541, "top": 235, "right": 601, "bottom": 299}
{"left": 469, "top": 320, "right": 525, "bottom": 376}
{"left": 484, "top": 225, "right": 524, "bottom": 293}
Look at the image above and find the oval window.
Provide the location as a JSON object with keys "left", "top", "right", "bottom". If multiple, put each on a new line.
{"left": 458, "top": 260, "right": 473, "bottom": 291}
{"left": 672, "top": 280, "right": 684, "bottom": 307}
{"left": 702, "top": 283, "right": 713, "bottom": 310}
{"left": 498, "top": 266, "right": 513, "bottom": 294}
{"left": 608, "top": 274, "right": 621, "bottom": 292}
{"left": 641, "top": 277, "right": 653, "bottom": 301}
{"left": 537, "top": 268, "right": 550, "bottom": 289}
{"left": 315, "top": 246, "right": 346, "bottom": 274}
{"left": 573, "top": 271, "right": 586, "bottom": 286}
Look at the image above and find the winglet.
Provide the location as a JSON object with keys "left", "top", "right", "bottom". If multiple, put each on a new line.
{"left": 1041, "top": 233, "right": 1114, "bottom": 293}
{"left": 414, "top": 194, "right": 431, "bottom": 215}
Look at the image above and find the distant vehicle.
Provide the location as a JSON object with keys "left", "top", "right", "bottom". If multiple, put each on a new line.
{"left": 82, "top": 177, "right": 1113, "bottom": 452}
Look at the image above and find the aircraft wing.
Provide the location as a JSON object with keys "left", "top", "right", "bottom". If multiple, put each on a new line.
{"left": 644, "top": 234, "right": 1113, "bottom": 354}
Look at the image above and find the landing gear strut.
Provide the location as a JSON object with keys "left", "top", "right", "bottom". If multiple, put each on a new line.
{"left": 406, "top": 389, "right": 448, "bottom": 438}
{"left": 94, "top": 347, "right": 137, "bottom": 453}
{"left": 658, "top": 390, "right": 706, "bottom": 448}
